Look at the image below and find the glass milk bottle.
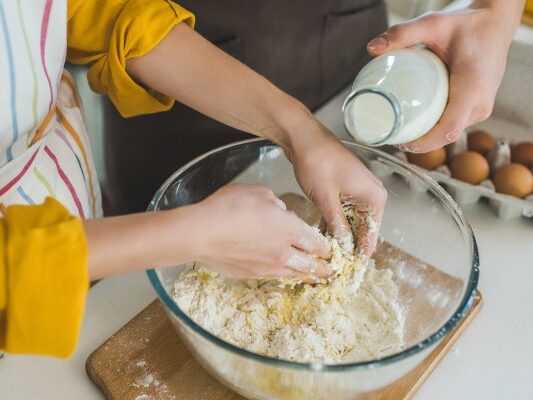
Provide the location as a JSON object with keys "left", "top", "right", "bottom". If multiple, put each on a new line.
{"left": 342, "top": 47, "right": 449, "bottom": 146}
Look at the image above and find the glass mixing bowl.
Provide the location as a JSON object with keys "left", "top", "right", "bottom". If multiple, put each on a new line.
{"left": 147, "top": 139, "right": 479, "bottom": 400}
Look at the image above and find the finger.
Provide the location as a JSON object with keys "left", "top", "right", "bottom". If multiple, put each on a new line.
{"left": 353, "top": 206, "right": 384, "bottom": 262}
{"left": 200, "top": 263, "right": 250, "bottom": 280}
{"left": 207, "top": 261, "right": 315, "bottom": 283}
{"left": 340, "top": 186, "right": 387, "bottom": 260}
{"left": 285, "top": 249, "right": 331, "bottom": 278}
{"left": 367, "top": 14, "right": 446, "bottom": 56}
{"left": 399, "top": 69, "right": 477, "bottom": 153}
{"left": 315, "top": 192, "right": 354, "bottom": 253}
{"left": 269, "top": 266, "right": 320, "bottom": 284}
{"left": 292, "top": 222, "right": 331, "bottom": 259}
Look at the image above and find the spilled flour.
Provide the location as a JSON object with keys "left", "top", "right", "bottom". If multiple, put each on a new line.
{"left": 173, "top": 214, "right": 405, "bottom": 364}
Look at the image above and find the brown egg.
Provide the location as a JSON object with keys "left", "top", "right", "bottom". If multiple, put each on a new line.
{"left": 406, "top": 147, "right": 446, "bottom": 170}
{"left": 493, "top": 163, "right": 533, "bottom": 198}
{"left": 467, "top": 130, "right": 496, "bottom": 156}
{"left": 450, "top": 151, "right": 490, "bottom": 184}
{"left": 511, "top": 142, "right": 533, "bottom": 168}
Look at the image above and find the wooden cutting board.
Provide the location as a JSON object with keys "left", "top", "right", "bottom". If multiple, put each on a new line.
{"left": 86, "top": 290, "right": 481, "bottom": 400}
{"left": 87, "top": 193, "right": 482, "bottom": 399}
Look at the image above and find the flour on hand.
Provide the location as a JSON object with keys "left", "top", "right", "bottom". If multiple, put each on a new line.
{"left": 173, "top": 209, "right": 404, "bottom": 364}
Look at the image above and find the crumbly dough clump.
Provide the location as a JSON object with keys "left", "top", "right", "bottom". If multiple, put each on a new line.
{"left": 174, "top": 225, "right": 404, "bottom": 363}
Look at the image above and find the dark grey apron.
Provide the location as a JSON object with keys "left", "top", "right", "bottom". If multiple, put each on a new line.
{"left": 104, "top": 0, "right": 387, "bottom": 213}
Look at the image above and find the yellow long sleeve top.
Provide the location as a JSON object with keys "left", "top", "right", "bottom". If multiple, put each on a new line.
{"left": 526, "top": 0, "right": 533, "bottom": 16}
{"left": 0, "top": 0, "right": 194, "bottom": 358}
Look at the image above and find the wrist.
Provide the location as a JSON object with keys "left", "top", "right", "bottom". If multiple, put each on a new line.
{"left": 167, "top": 202, "right": 213, "bottom": 264}
{"left": 149, "top": 205, "right": 200, "bottom": 268}
{"left": 253, "top": 92, "right": 318, "bottom": 152}
{"left": 472, "top": 0, "right": 525, "bottom": 27}
{"left": 268, "top": 100, "right": 339, "bottom": 163}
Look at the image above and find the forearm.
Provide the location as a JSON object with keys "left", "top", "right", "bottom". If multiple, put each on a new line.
{"left": 84, "top": 205, "right": 200, "bottom": 280}
{"left": 125, "top": 23, "right": 315, "bottom": 151}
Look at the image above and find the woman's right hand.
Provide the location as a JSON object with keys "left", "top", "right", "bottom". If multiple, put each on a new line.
{"left": 188, "top": 184, "right": 332, "bottom": 280}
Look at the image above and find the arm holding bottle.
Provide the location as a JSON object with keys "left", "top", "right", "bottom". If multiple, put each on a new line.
{"left": 368, "top": 0, "right": 525, "bottom": 152}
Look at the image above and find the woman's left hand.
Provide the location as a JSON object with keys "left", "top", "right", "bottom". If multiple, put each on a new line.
{"left": 367, "top": 1, "right": 523, "bottom": 153}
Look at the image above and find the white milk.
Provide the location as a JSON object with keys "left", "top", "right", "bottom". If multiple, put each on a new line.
{"left": 343, "top": 47, "right": 449, "bottom": 146}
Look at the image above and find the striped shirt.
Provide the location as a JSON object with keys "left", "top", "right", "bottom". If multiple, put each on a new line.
{"left": 0, "top": 0, "right": 101, "bottom": 218}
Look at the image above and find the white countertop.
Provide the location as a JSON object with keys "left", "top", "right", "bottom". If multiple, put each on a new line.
{"left": 2, "top": 87, "right": 533, "bottom": 400}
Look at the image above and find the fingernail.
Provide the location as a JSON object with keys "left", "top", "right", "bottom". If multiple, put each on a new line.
{"left": 445, "top": 131, "right": 458, "bottom": 143}
{"left": 368, "top": 36, "right": 388, "bottom": 51}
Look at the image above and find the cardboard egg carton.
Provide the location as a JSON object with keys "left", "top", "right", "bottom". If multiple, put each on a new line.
{"left": 375, "top": 39, "right": 533, "bottom": 219}
{"left": 369, "top": 141, "right": 533, "bottom": 219}
{"left": 393, "top": 145, "right": 533, "bottom": 219}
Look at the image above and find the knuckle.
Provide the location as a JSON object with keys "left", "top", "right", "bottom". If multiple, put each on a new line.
{"left": 445, "top": 127, "right": 462, "bottom": 143}
{"left": 290, "top": 229, "right": 304, "bottom": 245}
{"left": 238, "top": 191, "right": 257, "bottom": 205}
{"left": 422, "top": 11, "right": 444, "bottom": 26}
{"left": 259, "top": 186, "right": 275, "bottom": 195}
{"left": 257, "top": 185, "right": 274, "bottom": 195}
{"left": 421, "top": 12, "right": 455, "bottom": 38}
{"left": 387, "top": 23, "right": 405, "bottom": 38}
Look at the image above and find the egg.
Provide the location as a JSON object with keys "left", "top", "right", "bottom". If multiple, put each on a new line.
{"left": 493, "top": 163, "right": 533, "bottom": 198}
{"left": 450, "top": 151, "right": 490, "bottom": 184}
{"left": 511, "top": 142, "right": 533, "bottom": 168}
{"left": 467, "top": 130, "right": 496, "bottom": 156}
{"left": 406, "top": 147, "right": 446, "bottom": 170}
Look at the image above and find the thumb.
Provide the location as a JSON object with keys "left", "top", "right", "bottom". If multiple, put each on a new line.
{"left": 367, "top": 15, "right": 442, "bottom": 56}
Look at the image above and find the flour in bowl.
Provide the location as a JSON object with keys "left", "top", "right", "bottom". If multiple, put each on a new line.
{"left": 173, "top": 232, "right": 404, "bottom": 364}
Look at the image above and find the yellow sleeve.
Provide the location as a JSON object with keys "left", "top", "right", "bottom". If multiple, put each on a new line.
{"left": 0, "top": 223, "right": 5, "bottom": 350}
{"left": 67, "top": 0, "right": 195, "bottom": 117}
{"left": 0, "top": 198, "right": 88, "bottom": 358}
{"left": 526, "top": 0, "right": 533, "bottom": 15}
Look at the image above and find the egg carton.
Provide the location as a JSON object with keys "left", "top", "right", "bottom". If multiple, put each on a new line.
{"left": 394, "top": 150, "right": 533, "bottom": 219}
{"left": 368, "top": 148, "right": 533, "bottom": 219}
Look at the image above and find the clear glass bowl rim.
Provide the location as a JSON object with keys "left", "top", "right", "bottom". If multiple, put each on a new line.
{"left": 146, "top": 138, "right": 480, "bottom": 372}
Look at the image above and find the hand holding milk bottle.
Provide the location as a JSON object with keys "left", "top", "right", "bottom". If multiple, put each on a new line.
{"left": 343, "top": 46, "right": 449, "bottom": 146}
